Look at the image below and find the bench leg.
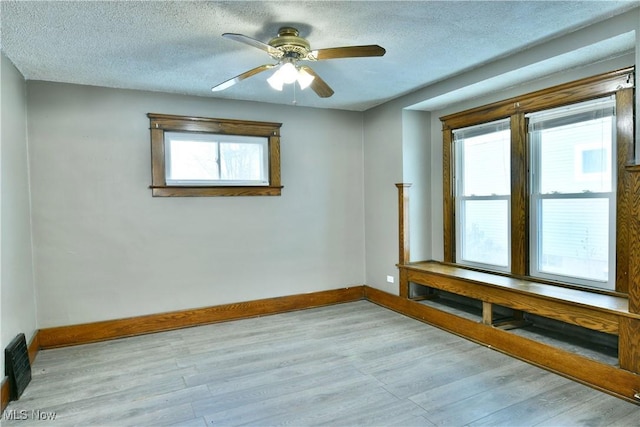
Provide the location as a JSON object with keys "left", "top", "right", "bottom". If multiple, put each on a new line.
{"left": 399, "top": 268, "right": 409, "bottom": 298}
{"left": 482, "top": 302, "right": 493, "bottom": 325}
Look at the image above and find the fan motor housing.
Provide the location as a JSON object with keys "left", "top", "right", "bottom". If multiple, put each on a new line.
{"left": 269, "top": 27, "right": 311, "bottom": 57}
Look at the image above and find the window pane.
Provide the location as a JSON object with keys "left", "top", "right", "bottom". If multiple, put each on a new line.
{"left": 582, "top": 148, "right": 607, "bottom": 174}
{"left": 149, "top": 114, "right": 282, "bottom": 197}
{"left": 165, "top": 132, "right": 269, "bottom": 186}
{"left": 536, "top": 117, "right": 613, "bottom": 194}
{"left": 168, "top": 139, "right": 219, "bottom": 181}
{"left": 220, "top": 142, "right": 266, "bottom": 182}
{"left": 455, "top": 120, "right": 511, "bottom": 270}
{"left": 537, "top": 198, "right": 609, "bottom": 283}
{"left": 459, "top": 129, "right": 510, "bottom": 196}
{"left": 461, "top": 199, "right": 509, "bottom": 267}
{"left": 529, "top": 97, "right": 615, "bottom": 289}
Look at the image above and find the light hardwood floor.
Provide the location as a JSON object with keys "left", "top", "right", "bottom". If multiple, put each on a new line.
{"left": 3, "top": 301, "right": 639, "bottom": 426}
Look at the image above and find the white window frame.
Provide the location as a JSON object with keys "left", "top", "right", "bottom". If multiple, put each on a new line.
{"left": 164, "top": 132, "right": 269, "bottom": 187}
{"left": 528, "top": 97, "right": 616, "bottom": 290}
{"left": 454, "top": 119, "right": 511, "bottom": 273}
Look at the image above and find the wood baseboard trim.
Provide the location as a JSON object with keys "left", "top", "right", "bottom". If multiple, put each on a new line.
{"left": 28, "top": 331, "right": 40, "bottom": 365}
{"left": 26, "top": 285, "right": 640, "bottom": 403}
{"left": 1, "top": 376, "right": 9, "bottom": 413}
{"left": 38, "top": 286, "right": 365, "bottom": 349}
{"left": 364, "top": 286, "right": 640, "bottom": 404}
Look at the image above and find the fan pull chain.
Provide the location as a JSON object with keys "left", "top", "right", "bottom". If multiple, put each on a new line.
{"left": 292, "top": 81, "right": 298, "bottom": 105}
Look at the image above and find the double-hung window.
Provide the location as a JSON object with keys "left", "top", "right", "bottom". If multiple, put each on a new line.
{"left": 454, "top": 119, "right": 511, "bottom": 271}
{"left": 528, "top": 97, "right": 616, "bottom": 289}
{"left": 441, "top": 67, "right": 634, "bottom": 294}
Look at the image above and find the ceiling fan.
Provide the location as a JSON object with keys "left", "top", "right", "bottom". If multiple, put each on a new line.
{"left": 211, "top": 26, "right": 386, "bottom": 98}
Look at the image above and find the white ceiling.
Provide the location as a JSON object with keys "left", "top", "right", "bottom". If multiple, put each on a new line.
{"left": 1, "top": 1, "right": 637, "bottom": 111}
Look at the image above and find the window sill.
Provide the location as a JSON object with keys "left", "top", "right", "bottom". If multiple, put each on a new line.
{"left": 150, "top": 185, "right": 283, "bottom": 197}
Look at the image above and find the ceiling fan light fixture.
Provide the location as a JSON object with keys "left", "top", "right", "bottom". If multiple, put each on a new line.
{"left": 267, "top": 70, "right": 284, "bottom": 91}
{"left": 267, "top": 62, "right": 315, "bottom": 91}
{"left": 280, "top": 62, "right": 298, "bottom": 84}
{"left": 297, "top": 68, "right": 315, "bottom": 90}
{"left": 214, "top": 26, "right": 385, "bottom": 98}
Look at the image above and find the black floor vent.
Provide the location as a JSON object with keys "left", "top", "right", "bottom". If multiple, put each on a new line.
{"left": 5, "top": 333, "right": 32, "bottom": 400}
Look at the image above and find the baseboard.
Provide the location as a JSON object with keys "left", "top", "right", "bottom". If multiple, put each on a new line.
{"left": 28, "top": 331, "right": 40, "bottom": 365}
{"left": 5, "top": 288, "right": 364, "bottom": 412}
{"left": 39, "top": 286, "right": 366, "bottom": 348}
{"left": 1, "top": 376, "right": 9, "bottom": 413}
{"left": 23, "top": 285, "right": 640, "bottom": 404}
{"left": 364, "top": 286, "right": 640, "bottom": 404}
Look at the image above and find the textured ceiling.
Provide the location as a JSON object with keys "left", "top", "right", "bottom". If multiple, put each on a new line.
{"left": 1, "top": 1, "right": 637, "bottom": 111}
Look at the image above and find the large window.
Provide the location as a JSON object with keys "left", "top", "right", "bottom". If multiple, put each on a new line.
{"left": 148, "top": 114, "right": 282, "bottom": 197}
{"left": 441, "top": 67, "right": 635, "bottom": 293}
{"left": 528, "top": 97, "right": 616, "bottom": 289}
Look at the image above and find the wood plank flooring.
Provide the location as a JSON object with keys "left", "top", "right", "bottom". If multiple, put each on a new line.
{"left": 3, "top": 301, "right": 639, "bottom": 426}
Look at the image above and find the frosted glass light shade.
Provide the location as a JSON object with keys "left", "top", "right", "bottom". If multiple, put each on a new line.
{"left": 267, "top": 70, "right": 284, "bottom": 91}
{"left": 297, "top": 68, "right": 315, "bottom": 90}
{"left": 267, "top": 63, "right": 315, "bottom": 91}
{"left": 280, "top": 62, "right": 298, "bottom": 84}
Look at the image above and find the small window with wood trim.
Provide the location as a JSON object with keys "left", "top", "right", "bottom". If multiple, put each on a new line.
{"left": 148, "top": 113, "right": 282, "bottom": 197}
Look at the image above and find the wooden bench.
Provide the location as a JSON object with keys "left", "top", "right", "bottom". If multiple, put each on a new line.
{"left": 402, "top": 261, "right": 634, "bottom": 335}
{"left": 392, "top": 181, "right": 640, "bottom": 403}
{"left": 385, "top": 260, "right": 640, "bottom": 404}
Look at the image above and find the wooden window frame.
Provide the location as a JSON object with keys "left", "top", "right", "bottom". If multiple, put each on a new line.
{"left": 148, "top": 113, "right": 283, "bottom": 197}
{"left": 440, "top": 67, "right": 635, "bottom": 295}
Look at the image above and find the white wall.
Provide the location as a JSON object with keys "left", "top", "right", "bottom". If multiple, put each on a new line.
{"left": 1, "top": 53, "right": 37, "bottom": 371}
{"left": 402, "top": 109, "right": 431, "bottom": 263}
{"left": 363, "top": 99, "right": 403, "bottom": 293}
{"left": 362, "top": 104, "right": 431, "bottom": 293}
{"left": 27, "top": 82, "right": 365, "bottom": 328}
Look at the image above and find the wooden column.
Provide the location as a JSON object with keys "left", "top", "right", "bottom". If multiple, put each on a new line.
{"left": 626, "top": 165, "right": 640, "bottom": 315}
{"left": 510, "top": 113, "right": 528, "bottom": 276}
{"left": 442, "top": 129, "right": 455, "bottom": 263}
{"left": 619, "top": 317, "right": 640, "bottom": 374}
{"left": 611, "top": 87, "right": 638, "bottom": 375}
{"left": 616, "top": 88, "right": 635, "bottom": 293}
{"left": 396, "top": 183, "right": 412, "bottom": 298}
{"left": 621, "top": 165, "right": 640, "bottom": 375}
{"left": 396, "top": 183, "right": 412, "bottom": 265}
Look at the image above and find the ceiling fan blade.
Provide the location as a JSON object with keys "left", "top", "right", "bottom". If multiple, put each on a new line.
{"left": 222, "top": 33, "right": 282, "bottom": 58}
{"left": 211, "top": 64, "right": 276, "bottom": 92}
{"left": 299, "top": 66, "right": 334, "bottom": 98}
{"left": 312, "top": 45, "right": 386, "bottom": 60}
